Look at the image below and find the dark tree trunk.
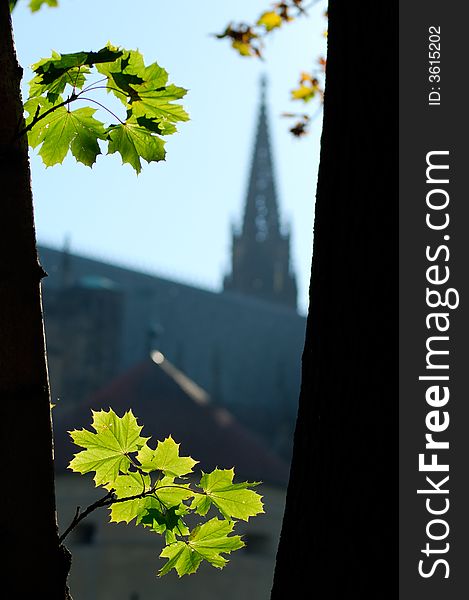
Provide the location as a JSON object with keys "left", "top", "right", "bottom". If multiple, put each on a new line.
{"left": 271, "top": 2, "right": 397, "bottom": 597}
{"left": 0, "top": 2, "right": 71, "bottom": 597}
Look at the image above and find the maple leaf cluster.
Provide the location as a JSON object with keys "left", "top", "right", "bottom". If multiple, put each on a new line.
{"left": 68, "top": 409, "right": 264, "bottom": 576}
{"left": 23, "top": 43, "right": 189, "bottom": 173}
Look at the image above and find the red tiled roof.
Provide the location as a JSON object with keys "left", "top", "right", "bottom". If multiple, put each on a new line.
{"left": 54, "top": 355, "right": 290, "bottom": 487}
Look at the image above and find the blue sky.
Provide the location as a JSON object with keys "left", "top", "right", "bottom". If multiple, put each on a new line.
{"left": 12, "top": 0, "right": 326, "bottom": 314}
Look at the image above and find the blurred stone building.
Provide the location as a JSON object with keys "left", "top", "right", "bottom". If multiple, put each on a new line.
{"left": 41, "top": 80, "right": 306, "bottom": 599}
{"left": 41, "top": 79, "right": 305, "bottom": 461}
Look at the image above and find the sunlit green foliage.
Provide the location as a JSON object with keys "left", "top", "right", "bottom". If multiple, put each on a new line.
{"left": 23, "top": 44, "right": 189, "bottom": 173}
{"left": 9, "top": 0, "right": 58, "bottom": 12}
{"left": 68, "top": 409, "right": 264, "bottom": 576}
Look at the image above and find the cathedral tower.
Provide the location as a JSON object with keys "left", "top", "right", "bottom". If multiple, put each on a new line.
{"left": 224, "top": 77, "right": 297, "bottom": 310}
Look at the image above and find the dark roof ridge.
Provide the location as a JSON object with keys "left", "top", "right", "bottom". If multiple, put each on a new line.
{"left": 53, "top": 355, "right": 290, "bottom": 487}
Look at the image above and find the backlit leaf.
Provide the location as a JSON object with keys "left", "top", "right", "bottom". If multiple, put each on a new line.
{"left": 159, "top": 518, "right": 244, "bottom": 576}
{"left": 194, "top": 468, "right": 264, "bottom": 521}
{"left": 24, "top": 44, "right": 188, "bottom": 171}
{"left": 95, "top": 47, "right": 188, "bottom": 131}
{"left": 154, "top": 475, "right": 194, "bottom": 507}
{"left": 108, "top": 471, "right": 151, "bottom": 524}
{"left": 29, "top": 52, "right": 90, "bottom": 103}
{"left": 69, "top": 409, "right": 149, "bottom": 485}
{"left": 140, "top": 500, "right": 189, "bottom": 543}
{"left": 32, "top": 46, "right": 123, "bottom": 88}
{"left": 26, "top": 104, "right": 106, "bottom": 167}
{"left": 129, "top": 84, "right": 189, "bottom": 128}
{"left": 106, "top": 119, "right": 166, "bottom": 173}
{"left": 66, "top": 408, "right": 261, "bottom": 577}
{"left": 96, "top": 48, "right": 149, "bottom": 103}
{"left": 137, "top": 437, "right": 197, "bottom": 477}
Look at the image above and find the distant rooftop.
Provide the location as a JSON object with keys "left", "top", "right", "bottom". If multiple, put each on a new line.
{"left": 40, "top": 244, "right": 306, "bottom": 461}
{"left": 54, "top": 354, "right": 290, "bottom": 487}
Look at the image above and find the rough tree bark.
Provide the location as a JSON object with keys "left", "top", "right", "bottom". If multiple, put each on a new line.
{"left": 0, "top": 2, "right": 71, "bottom": 597}
{"left": 271, "top": 2, "right": 397, "bottom": 597}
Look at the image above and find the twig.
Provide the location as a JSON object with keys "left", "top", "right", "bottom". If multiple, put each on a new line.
{"left": 58, "top": 480, "right": 206, "bottom": 545}
{"left": 59, "top": 489, "right": 114, "bottom": 544}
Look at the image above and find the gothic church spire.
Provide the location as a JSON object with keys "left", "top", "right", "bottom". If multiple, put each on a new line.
{"left": 224, "top": 77, "right": 297, "bottom": 310}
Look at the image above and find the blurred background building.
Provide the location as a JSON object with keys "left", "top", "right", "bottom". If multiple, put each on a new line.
{"left": 41, "top": 82, "right": 307, "bottom": 599}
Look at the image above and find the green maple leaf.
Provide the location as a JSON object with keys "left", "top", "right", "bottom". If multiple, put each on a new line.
{"left": 159, "top": 518, "right": 244, "bottom": 577}
{"left": 25, "top": 100, "right": 106, "bottom": 167}
{"left": 108, "top": 471, "right": 151, "bottom": 524}
{"left": 28, "top": 45, "right": 123, "bottom": 105}
{"left": 153, "top": 475, "right": 194, "bottom": 508}
{"left": 66, "top": 108, "right": 107, "bottom": 166}
{"left": 140, "top": 501, "right": 189, "bottom": 543}
{"left": 107, "top": 119, "right": 166, "bottom": 173}
{"left": 24, "top": 44, "right": 188, "bottom": 172}
{"left": 96, "top": 49, "right": 166, "bottom": 103}
{"left": 29, "top": 52, "right": 90, "bottom": 103}
{"left": 192, "top": 468, "right": 264, "bottom": 521}
{"left": 68, "top": 409, "right": 149, "bottom": 485}
{"left": 159, "top": 541, "right": 203, "bottom": 577}
{"left": 96, "top": 47, "right": 188, "bottom": 131}
{"left": 96, "top": 49, "right": 144, "bottom": 85}
{"left": 96, "top": 48, "right": 149, "bottom": 104}
{"left": 108, "top": 71, "right": 144, "bottom": 101}
{"left": 29, "top": 0, "right": 58, "bottom": 11}
{"left": 107, "top": 472, "right": 192, "bottom": 526}
{"left": 130, "top": 83, "right": 189, "bottom": 128}
{"left": 136, "top": 115, "right": 177, "bottom": 136}
{"left": 64, "top": 407, "right": 261, "bottom": 578}
{"left": 137, "top": 437, "right": 197, "bottom": 477}
{"left": 109, "top": 472, "right": 193, "bottom": 528}
{"left": 24, "top": 96, "right": 54, "bottom": 146}
{"left": 32, "top": 46, "right": 123, "bottom": 89}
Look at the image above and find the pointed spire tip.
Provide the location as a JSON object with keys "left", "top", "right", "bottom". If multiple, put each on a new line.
{"left": 260, "top": 73, "right": 268, "bottom": 103}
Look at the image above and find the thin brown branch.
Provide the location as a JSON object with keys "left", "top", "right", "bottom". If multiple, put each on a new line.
{"left": 58, "top": 480, "right": 205, "bottom": 545}
{"left": 59, "top": 489, "right": 114, "bottom": 544}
